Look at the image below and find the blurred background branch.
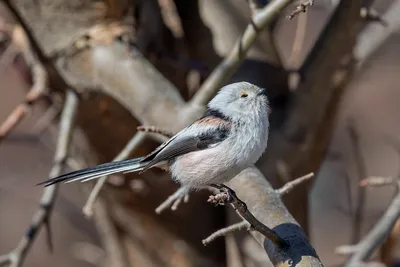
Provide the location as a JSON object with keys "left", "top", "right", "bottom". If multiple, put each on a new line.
{"left": 1, "top": 0, "right": 400, "bottom": 266}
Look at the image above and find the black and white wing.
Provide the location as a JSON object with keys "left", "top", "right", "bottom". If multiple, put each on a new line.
{"left": 139, "top": 111, "right": 232, "bottom": 171}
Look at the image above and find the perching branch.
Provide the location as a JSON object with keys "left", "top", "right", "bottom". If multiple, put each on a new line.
{"left": 203, "top": 172, "right": 314, "bottom": 246}
{"left": 202, "top": 221, "right": 250, "bottom": 246}
{"left": 0, "top": 90, "right": 78, "bottom": 267}
{"left": 344, "top": 177, "right": 400, "bottom": 266}
{"left": 190, "top": 0, "right": 295, "bottom": 106}
{"left": 208, "top": 184, "right": 289, "bottom": 249}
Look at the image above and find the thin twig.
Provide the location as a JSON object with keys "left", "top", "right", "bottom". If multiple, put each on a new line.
{"left": 92, "top": 198, "right": 130, "bottom": 267}
{"left": 360, "top": 177, "right": 395, "bottom": 187}
{"left": 136, "top": 125, "right": 174, "bottom": 138}
{"left": 0, "top": 63, "right": 48, "bottom": 143}
{"left": 208, "top": 185, "right": 289, "bottom": 249}
{"left": 190, "top": 0, "right": 295, "bottom": 106}
{"left": 345, "top": 180, "right": 400, "bottom": 266}
{"left": 355, "top": 0, "right": 400, "bottom": 70}
{"left": 336, "top": 244, "right": 360, "bottom": 256}
{"left": 286, "top": 0, "right": 315, "bottom": 20}
{"left": 288, "top": 6, "right": 308, "bottom": 69}
{"left": 155, "top": 186, "right": 190, "bottom": 214}
{"left": 0, "top": 90, "right": 78, "bottom": 267}
{"left": 276, "top": 172, "right": 314, "bottom": 195}
{"left": 30, "top": 101, "right": 62, "bottom": 135}
{"left": 82, "top": 131, "right": 147, "bottom": 217}
{"left": 202, "top": 221, "right": 250, "bottom": 246}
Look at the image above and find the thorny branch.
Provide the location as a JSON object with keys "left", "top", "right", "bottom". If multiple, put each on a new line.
{"left": 341, "top": 177, "right": 400, "bottom": 267}
{"left": 286, "top": 0, "right": 315, "bottom": 20}
{"left": 0, "top": 90, "right": 79, "bottom": 267}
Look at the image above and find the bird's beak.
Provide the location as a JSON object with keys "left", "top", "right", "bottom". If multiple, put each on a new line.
{"left": 257, "top": 88, "right": 267, "bottom": 96}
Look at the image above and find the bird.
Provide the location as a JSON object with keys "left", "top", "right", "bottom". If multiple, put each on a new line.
{"left": 38, "top": 82, "right": 270, "bottom": 190}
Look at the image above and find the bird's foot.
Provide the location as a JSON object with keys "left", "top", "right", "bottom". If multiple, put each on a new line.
{"left": 207, "top": 184, "right": 237, "bottom": 206}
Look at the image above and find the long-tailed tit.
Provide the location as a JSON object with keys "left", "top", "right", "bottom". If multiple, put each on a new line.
{"left": 38, "top": 82, "right": 270, "bottom": 189}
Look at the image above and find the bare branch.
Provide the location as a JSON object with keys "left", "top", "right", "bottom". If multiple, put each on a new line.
{"left": 30, "top": 100, "right": 62, "bottom": 135}
{"left": 336, "top": 244, "right": 360, "bottom": 256}
{"left": 286, "top": 0, "right": 315, "bottom": 20}
{"left": 136, "top": 125, "right": 174, "bottom": 138}
{"left": 344, "top": 181, "right": 400, "bottom": 266}
{"left": 82, "top": 131, "right": 148, "bottom": 217}
{"left": 276, "top": 172, "right": 314, "bottom": 195}
{"left": 0, "top": 90, "right": 78, "bottom": 267}
{"left": 92, "top": 198, "right": 130, "bottom": 267}
{"left": 190, "top": 0, "right": 295, "bottom": 106}
{"left": 208, "top": 184, "right": 289, "bottom": 249}
{"left": 155, "top": 186, "right": 190, "bottom": 214}
{"left": 360, "top": 177, "right": 396, "bottom": 187}
{"left": 0, "top": 63, "right": 48, "bottom": 143}
{"left": 202, "top": 221, "right": 250, "bottom": 246}
{"left": 355, "top": 0, "right": 400, "bottom": 70}
{"left": 288, "top": 6, "right": 308, "bottom": 70}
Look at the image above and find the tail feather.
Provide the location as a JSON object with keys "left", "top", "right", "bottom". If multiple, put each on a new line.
{"left": 37, "top": 157, "right": 145, "bottom": 187}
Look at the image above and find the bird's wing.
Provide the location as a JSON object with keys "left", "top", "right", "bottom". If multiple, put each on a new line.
{"left": 37, "top": 110, "right": 232, "bottom": 186}
{"left": 139, "top": 115, "right": 232, "bottom": 171}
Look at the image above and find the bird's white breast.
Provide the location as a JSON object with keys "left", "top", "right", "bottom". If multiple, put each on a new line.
{"left": 170, "top": 117, "right": 269, "bottom": 188}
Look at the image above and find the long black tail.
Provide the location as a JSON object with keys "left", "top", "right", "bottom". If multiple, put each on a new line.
{"left": 37, "top": 157, "right": 145, "bottom": 187}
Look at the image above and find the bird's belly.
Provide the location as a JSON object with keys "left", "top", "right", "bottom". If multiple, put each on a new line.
{"left": 169, "top": 148, "right": 240, "bottom": 188}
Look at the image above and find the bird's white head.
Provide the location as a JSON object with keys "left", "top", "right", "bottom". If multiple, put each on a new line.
{"left": 208, "top": 82, "right": 270, "bottom": 122}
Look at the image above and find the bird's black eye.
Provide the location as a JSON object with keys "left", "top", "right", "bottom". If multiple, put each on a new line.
{"left": 241, "top": 92, "right": 248, "bottom": 98}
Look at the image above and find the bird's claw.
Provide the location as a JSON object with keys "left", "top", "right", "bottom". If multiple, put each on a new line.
{"left": 208, "top": 184, "right": 237, "bottom": 206}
